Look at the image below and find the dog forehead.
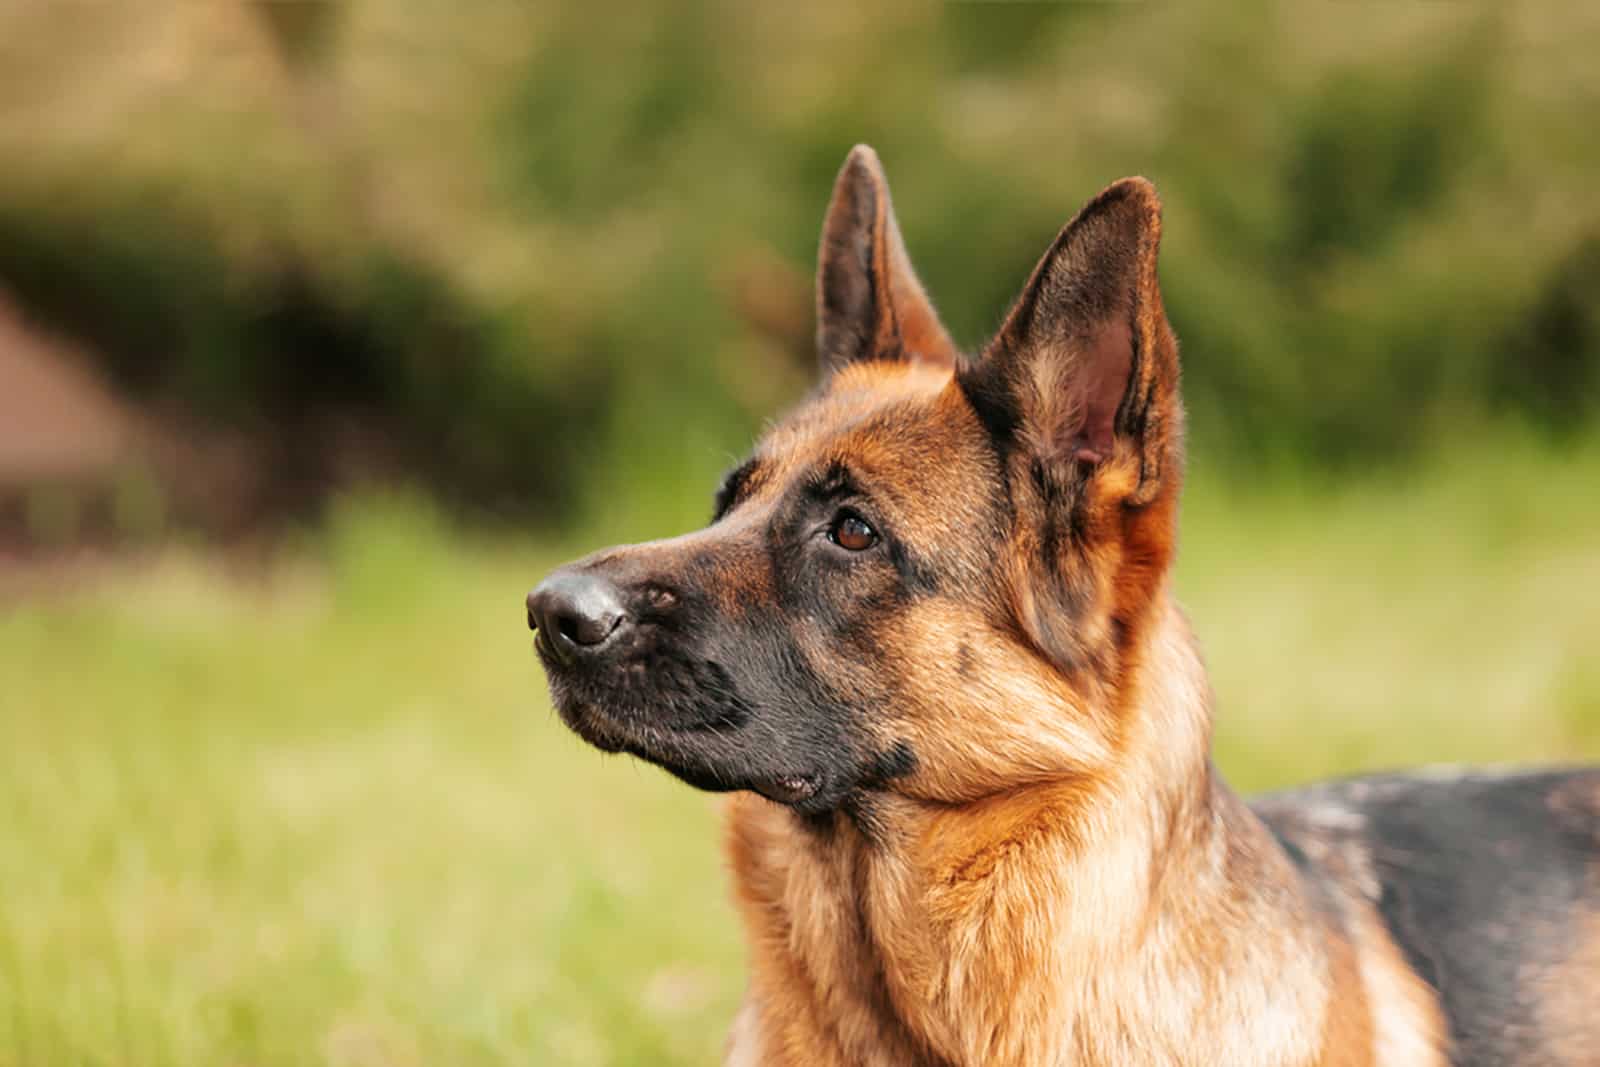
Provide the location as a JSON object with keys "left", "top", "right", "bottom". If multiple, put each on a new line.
{"left": 755, "top": 362, "right": 995, "bottom": 511}
{"left": 767, "top": 361, "right": 948, "bottom": 441}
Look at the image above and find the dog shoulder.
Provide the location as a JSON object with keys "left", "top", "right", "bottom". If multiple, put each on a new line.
{"left": 1256, "top": 767, "right": 1600, "bottom": 1067}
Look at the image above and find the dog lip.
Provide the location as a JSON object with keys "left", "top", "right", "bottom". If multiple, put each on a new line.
{"left": 755, "top": 774, "right": 820, "bottom": 805}
{"left": 547, "top": 693, "right": 826, "bottom": 809}
{"left": 533, "top": 628, "right": 597, "bottom": 671}
{"left": 556, "top": 700, "right": 630, "bottom": 752}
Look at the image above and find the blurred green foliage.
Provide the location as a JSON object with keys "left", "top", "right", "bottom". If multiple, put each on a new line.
{"left": 0, "top": 2, "right": 1595, "bottom": 527}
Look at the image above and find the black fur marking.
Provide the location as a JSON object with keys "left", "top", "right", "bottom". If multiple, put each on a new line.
{"left": 1261, "top": 814, "right": 1360, "bottom": 935}
{"left": 886, "top": 539, "right": 940, "bottom": 597}
{"left": 868, "top": 739, "right": 917, "bottom": 783}
{"left": 804, "top": 459, "right": 859, "bottom": 504}
{"left": 1029, "top": 457, "right": 1053, "bottom": 502}
{"left": 1265, "top": 817, "right": 1313, "bottom": 871}
{"left": 712, "top": 458, "right": 760, "bottom": 521}
{"left": 1033, "top": 460, "right": 1064, "bottom": 564}
{"left": 1258, "top": 769, "right": 1600, "bottom": 1067}
{"left": 955, "top": 358, "right": 1021, "bottom": 457}
{"left": 1361, "top": 771, "right": 1598, "bottom": 1066}
{"left": 840, "top": 743, "right": 919, "bottom": 845}
{"left": 1107, "top": 615, "right": 1131, "bottom": 655}
{"left": 667, "top": 659, "right": 755, "bottom": 733}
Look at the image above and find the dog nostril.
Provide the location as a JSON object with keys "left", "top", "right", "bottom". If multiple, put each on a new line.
{"left": 561, "top": 604, "right": 622, "bottom": 646}
{"left": 528, "top": 571, "right": 630, "bottom": 655}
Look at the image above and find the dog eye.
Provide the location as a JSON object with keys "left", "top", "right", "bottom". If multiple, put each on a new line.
{"left": 828, "top": 511, "right": 878, "bottom": 551}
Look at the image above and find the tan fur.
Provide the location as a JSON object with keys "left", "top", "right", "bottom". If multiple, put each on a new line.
{"left": 725, "top": 594, "right": 1429, "bottom": 1066}
{"left": 1345, "top": 905, "right": 1450, "bottom": 1067}
{"left": 1313, "top": 923, "right": 1375, "bottom": 1067}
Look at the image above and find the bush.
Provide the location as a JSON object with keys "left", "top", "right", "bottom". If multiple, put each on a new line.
{"left": 0, "top": 1, "right": 1594, "bottom": 529}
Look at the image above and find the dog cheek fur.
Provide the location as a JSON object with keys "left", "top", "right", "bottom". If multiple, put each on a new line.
{"left": 870, "top": 601, "right": 1117, "bottom": 804}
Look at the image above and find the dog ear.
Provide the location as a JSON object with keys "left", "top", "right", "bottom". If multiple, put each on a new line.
{"left": 816, "top": 145, "right": 960, "bottom": 375}
{"left": 959, "top": 177, "right": 1181, "bottom": 507}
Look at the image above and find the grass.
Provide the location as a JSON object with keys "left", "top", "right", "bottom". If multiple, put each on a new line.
{"left": 2, "top": 439, "right": 1599, "bottom": 1066}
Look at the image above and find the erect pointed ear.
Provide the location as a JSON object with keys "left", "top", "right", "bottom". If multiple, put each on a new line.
{"left": 815, "top": 145, "right": 960, "bottom": 375}
{"left": 959, "top": 177, "right": 1181, "bottom": 507}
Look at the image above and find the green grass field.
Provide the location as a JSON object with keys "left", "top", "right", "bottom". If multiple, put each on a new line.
{"left": 3, "top": 439, "right": 1599, "bottom": 1066}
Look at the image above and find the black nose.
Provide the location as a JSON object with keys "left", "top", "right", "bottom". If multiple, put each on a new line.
{"left": 527, "top": 570, "right": 629, "bottom": 660}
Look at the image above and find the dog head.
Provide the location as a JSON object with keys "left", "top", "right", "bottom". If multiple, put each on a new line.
{"left": 530, "top": 146, "right": 1184, "bottom": 816}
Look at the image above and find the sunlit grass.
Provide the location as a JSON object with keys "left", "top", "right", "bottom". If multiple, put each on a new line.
{"left": 3, "top": 440, "right": 1599, "bottom": 1066}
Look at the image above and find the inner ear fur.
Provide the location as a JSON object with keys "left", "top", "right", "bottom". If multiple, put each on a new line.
{"left": 959, "top": 177, "right": 1181, "bottom": 508}
{"left": 816, "top": 145, "right": 960, "bottom": 375}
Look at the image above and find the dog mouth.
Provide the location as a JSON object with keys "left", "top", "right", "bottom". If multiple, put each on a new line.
{"left": 564, "top": 699, "right": 822, "bottom": 805}
{"left": 754, "top": 774, "right": 820, "bottom": 805}
{"left": 540, "top": 651, "right": 826, "bottom": 808}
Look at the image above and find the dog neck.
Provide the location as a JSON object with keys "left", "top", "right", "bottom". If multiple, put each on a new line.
{"left": 723, "top": 594, "right": 1351, "bottom": 1067}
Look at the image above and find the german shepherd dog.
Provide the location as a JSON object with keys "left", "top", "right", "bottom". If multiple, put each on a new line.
{"left": 528, "top": 146, "right": 1600, "bottom": 1065}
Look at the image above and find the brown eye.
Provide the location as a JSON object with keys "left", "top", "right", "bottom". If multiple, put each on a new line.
{"left": 829, "top": 512, "right": 878, "bottom": 551}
